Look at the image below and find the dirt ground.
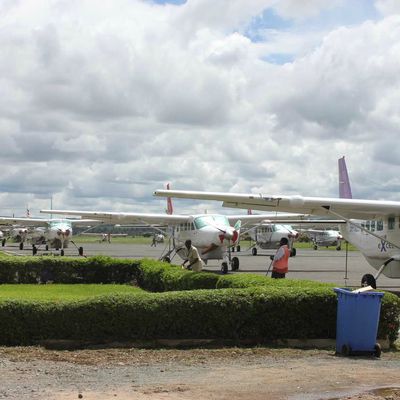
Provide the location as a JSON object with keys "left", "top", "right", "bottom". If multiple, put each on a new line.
{"left": 0, "top": 346, "right": 399, "bottom": 400}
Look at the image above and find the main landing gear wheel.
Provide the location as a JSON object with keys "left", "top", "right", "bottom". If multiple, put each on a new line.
{"left": 313, "top": 245, "right": 318, "bottom": 250}
{"left": 60, "top": 249, "right": 65, "bottom": 256}
{"left": 32, "top": 245, "right": 37, "bottom": 256}
{"left": 336, "top": 245, "right": 341, "bottom": 251}
{"left": 361, "top": 273, "right": 377, "bottom": 289}
{"left": 162, "top": 256, "right": 171, "bottom": 263}
{"left": 45, "top": 244, "right": 49, "bottom": 251}
{"left": 290, "top": 248, "right": 297, "bottom": 257}
{"left": 236, "top": 245, "right": 241, "bottom": 252}
{"left": 19, "top": 242, "right": 24, "bottom": 250}
{"left": 252, "top": 248, "right": 257, "bottom": 256}
{"left": 78, "top": 247, "right": 84, "bottom": 256}
{"left": 231, "top": 257, "right": 239, "bottom": 271}
{"left": 221, "top": 262, "right": 228, "bottom": 274}
{"left": 1, "top": 239, "right": 5, "bottom": 247}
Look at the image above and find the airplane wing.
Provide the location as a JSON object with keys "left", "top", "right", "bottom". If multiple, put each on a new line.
{"left": 41, "top": 210, "right": 192, "bottom": 225}
{"left": 225, "top": 213, "right": 309, "bottom": 225}
{"left": 0, "top": 217, "right": 53, "bottom": 227}
{"left": 153, "top": 190, "right": 400, "bottom": 220}
{"left": 67, "top": 219, "right": 104, "bottom": 226}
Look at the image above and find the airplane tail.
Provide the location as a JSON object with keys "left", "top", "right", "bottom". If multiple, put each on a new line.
{"left": 166, "top": 183, "right": 174, "bottom": 215}
{"left": 338, "top": 156, "right": 353, "bottom": 199}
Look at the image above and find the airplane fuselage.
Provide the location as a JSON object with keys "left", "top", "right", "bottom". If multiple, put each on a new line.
{"left": 249, "top": 224, "right": 298, "bottom": 250}
{"left": 307, "top": 230, "right": 342, "bottom": 247}
{"left": 30, "top": 220, "right": 73, "bottom": 249}
{"left": 172, "top": 214, "right": 239, "bottom": 261}
{"left": 341, "top": 218, "right": 400, "bottom": 278}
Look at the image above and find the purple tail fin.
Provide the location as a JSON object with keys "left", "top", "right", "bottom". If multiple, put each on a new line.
{"left": 338, "top": 156, "right": 352, "bottom": 199}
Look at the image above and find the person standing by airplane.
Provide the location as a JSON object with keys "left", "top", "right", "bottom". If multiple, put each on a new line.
{"left": 270, "top": 237, "right": 290, "bottom": 278}
{"left": 182, "top": 239, "right": 204, "bottom": 272}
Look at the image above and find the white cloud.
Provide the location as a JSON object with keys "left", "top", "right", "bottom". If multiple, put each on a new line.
{"left": 375, "top": 0, "right": 400, "bottom": 16}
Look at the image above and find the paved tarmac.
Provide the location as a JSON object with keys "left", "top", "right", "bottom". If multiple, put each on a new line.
{"left": 3, "top": 241, "right": 400, "bottom": 292}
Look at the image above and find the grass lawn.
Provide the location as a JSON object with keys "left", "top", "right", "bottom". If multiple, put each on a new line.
{"left": 74, "top": 235, "right": 153, "bottom": 245}
{"left": 0, "top": 284, "right": 144, "bottom": 302}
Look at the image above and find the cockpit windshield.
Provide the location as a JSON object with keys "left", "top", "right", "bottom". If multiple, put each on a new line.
{"left": 194, "top": 215, "right": 230, "bottom": 230}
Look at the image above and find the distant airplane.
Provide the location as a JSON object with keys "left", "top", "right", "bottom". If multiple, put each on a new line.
{"left": 154, "top": 158, "right": 400, "bottom": 287}
{"left": 303, "top": 228, "right": 343, "bottom": 250}
{"left": 247, "top": 223, "right": 299, "bottom": 256}
{"left": 0, "top": 217, "right": 98, "bottom": 256}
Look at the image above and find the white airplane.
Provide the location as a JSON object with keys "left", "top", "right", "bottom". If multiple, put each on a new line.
{"left": 303, "top": 228, "right": 343, "bottom": 250}
{"left": 0, "top": 217, "right": 98, "bottom": 256}
{"left": 0, "top": 224, "right": 30, "bottom": 249}
{"left": 154, "top": 174, "right": 400, "bottom": 287}
{"left": 247, "top": 223, "right": 299, "bottom": 256}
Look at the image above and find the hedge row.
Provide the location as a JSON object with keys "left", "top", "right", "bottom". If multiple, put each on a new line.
{"left": 0, "top": 255, "right": 137, "bottom": 284}
{"left": 0, "top": 287, "right": 337, "bottom": 345}
{"left": 0, "top": 254, "right": 399, "bottom": 344}
{"left": 0, "top": 254, "right": 331, "bottom": 291}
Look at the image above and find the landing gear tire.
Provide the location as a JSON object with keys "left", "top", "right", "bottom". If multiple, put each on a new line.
{"left": 163, "top": 256, "right": 171, "bottom": 263}
{"left": 236, "top": 245, "right": 241, "bottom": 252}
{"left": 336, "top": 245, "right": 341, "bottom": 251}
{"left": 290, "top": 248, "right": 297, "bottom": 257}
{"left": 252, "top": 248, "right": 257, "bottom": 256}
{"left": 374, "top": 343, "right": 381, "bottom": 358}
{"left": 221, "top": 262, "right": 228, "bottom": 274}
{"left": 45, "top": 245, "right": 49, "bottom": 251}
{"left": 1, "top": 239, "right": 5, "bottom": 247}
{"left": 231, "top": 257, "right": 239, "bottom": 271}
{"left": 60, "top": 249, "right": 65, "bottom": 256}
{"left": 19, "top": 242, "right": 23, "bottom": 250}
{"left": 32, "top": 245, "right": 37, "bottom": 255}
{"left": 341, "top": 344, "right": 351, "bottom": 356}
{"left": 78, "top": 247, "right": 84, "bottom": 256}
{"left": 313, "top": 245, "right": 318, "bottom": 250}
{"left": 361, "top": 273, "right": 377, "bottom": 289}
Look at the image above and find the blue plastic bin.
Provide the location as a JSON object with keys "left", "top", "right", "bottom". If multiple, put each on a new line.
{"left": 334, "top": 288, "right": 384, "bottom": 357}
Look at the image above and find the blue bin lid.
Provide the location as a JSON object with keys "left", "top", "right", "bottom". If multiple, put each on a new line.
{"left": 334, "top": 287, "right": 384, "bottom": 297}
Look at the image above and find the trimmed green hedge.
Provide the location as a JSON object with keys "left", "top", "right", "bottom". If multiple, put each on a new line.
{"left": 0, "top": 253, "right": 399, "bottom": 345}
{"left": 0, "top": 254, "right": 137, "bottom": 284}
{"left": 0, "top": 287, "right": 337, "bottom": 345}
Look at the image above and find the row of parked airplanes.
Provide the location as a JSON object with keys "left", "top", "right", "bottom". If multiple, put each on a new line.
{"left": 0, "top": 157, "right": 392, "bottom": 288}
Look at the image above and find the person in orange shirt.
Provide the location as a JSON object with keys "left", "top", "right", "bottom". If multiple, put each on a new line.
{"left": 271, "top": 237, "right": 290, "bottom": 279}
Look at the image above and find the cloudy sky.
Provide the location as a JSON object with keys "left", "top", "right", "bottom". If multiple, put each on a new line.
{"left": 1, "top": 0, "right": 400, "bottom": 216}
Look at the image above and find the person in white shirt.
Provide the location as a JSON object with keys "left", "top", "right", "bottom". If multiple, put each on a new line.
{"left": 181, "top": 240, "right": 204, "bottom": 272}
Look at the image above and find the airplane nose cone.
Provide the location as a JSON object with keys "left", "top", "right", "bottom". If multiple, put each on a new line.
{"left": 221, "top": 228, "right": 239, "bottom": 244}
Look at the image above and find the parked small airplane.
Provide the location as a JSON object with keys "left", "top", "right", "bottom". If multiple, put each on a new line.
{"left": 154, "top": 159, "right": 400, "bottom": 287}
{"left": 247, "top": 223, "right": 299, "bottom": 256}
{"left": 0, "top": 224, "right": 30, "bottom": 249}
{"left": 303, "top": 228, "right": 343, "bottom": 250}
{"left": 0, "top": 216, "right": 98, "bottom": 255}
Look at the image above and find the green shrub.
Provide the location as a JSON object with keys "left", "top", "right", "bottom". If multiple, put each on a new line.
{"left": 0, "top": 253, "right": 398, "bottom": 345}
